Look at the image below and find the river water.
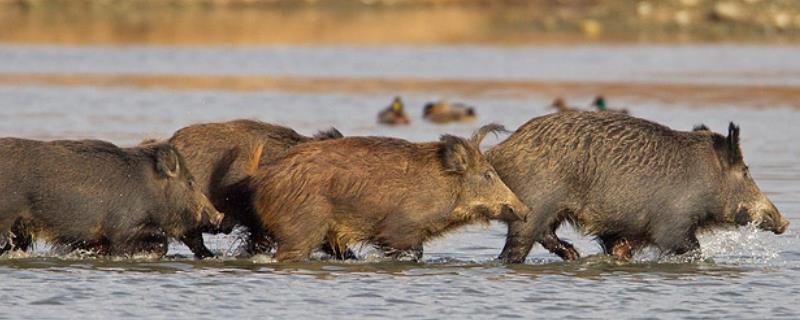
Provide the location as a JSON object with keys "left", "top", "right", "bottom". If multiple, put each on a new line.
{"left": 0, "top": 44, "right": 799, "bottom": 319}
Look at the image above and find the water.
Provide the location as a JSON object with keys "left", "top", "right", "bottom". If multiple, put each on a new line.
{"left": 1, "top": 44, "right": 799, "bottom": 86}
{"left": 1, "top": 45, "right": 799, "bottom": 319}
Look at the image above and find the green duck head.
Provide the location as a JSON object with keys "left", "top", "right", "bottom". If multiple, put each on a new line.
{"left": 593, "top": 96, "right": 607, "bottom": 110}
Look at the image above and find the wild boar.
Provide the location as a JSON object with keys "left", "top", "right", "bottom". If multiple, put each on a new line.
{"left": 168, "top": 119, "right": 342, "bottom": 258}
{"left": 0, "top": 138, "right": 222, "bottom": 257}
{"left": 251, "top": 124, "right": 529, "bottom": 262}
{"left": 488, "top": 112, "right": 789, "bottom": 262}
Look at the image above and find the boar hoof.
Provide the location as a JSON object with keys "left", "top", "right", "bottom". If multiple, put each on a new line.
{"left": 609, "top": 239, "right": 635, "bottom": 260}
{"left": 194, "top": 247, "right": 215, "bottom": 259}
{"left": 382, "top": 246, "right": 423, "bottom": 262}
{"left": 540, "top": 234, "right": 580, "bottom": 261}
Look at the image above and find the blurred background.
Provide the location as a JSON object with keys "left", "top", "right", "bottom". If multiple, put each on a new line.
{"left": 3, "top": 0, "right": 800, "bottom": 44}
{"left": 2, "top": 1, "right": 800, "bottom": 318}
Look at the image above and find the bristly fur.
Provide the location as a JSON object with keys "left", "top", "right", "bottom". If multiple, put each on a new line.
{"left": 314, "top": 127, "right": 344, "bottom": 140}
{"left": 471, "top": 123, "right": 509, "bottom": 146}
{"left": 727, "top": 122, "right": 742, "bottom": 164}
{"left": 167, "top": 119, "right": 344, "bottom": 258}
{"left": 489, "top": 111, "right": 784, "bottom": 263}
{"left": 0, "top": 138, "right": 217, "bottom": 257}
{"left": 439, "top": 134, "right": 470, "bottom": 173}
{"left": 250, "top": 125, "right": 527, "bottom": 262}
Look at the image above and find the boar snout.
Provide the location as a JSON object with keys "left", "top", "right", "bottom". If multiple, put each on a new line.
{"left": 737, "top": 200, "right": 790, "bottom": 235}
{"left": 193, "top": 191, "right": 224, "bottom": 227}
{"left": 759, "top": 201, "right": 789, "bottom": 235}
{"left": 774, "top": 217, "right": 789, "bottom": 235}
{"left": 207, "top": 207, "right": 225, "bottom": 227}
{"left": 775, "top": 220, "right": 789, "bottom": 235}
{"left": 501, "top": 199, "right": 530, "bottom": 222}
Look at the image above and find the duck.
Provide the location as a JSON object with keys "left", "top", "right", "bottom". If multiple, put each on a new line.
{"left": 550, "top": 97, "right": 580, "bottom": 113}
{"left": 422, "top": 100, "right": 477, "bottom": 124}
{"left": 592, "top": 96, "right": 629, "bottom": 114}
{"left": 378, "top": 96, "right": 411, "bottom": 125}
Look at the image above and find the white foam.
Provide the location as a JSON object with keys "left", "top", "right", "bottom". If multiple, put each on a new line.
{"left": 699, "top": 223, "right": 783, "bottom": 265}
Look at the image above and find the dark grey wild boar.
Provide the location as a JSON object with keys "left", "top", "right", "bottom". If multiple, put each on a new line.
{"left": 251, "top": 124, "right": 529, "bottom": 262}
{"left": 0, "top": 138, "right": 223, "bottom": 256}
{"left": 488, "top": 112, "right": 789, "bottom": 262}
{"left": 168, "top": 119, "right": 342, "bottom": 258}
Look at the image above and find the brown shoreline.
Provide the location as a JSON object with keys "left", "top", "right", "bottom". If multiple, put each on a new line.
{"left": 2, "top": 1, "right": 800, "bottom": 45}
{"left": 1, "top": 73, "right": 798, "bottom": 108}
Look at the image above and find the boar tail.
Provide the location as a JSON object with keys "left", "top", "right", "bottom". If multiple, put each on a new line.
{"left": 138, "top": 138, "right": 160, "bottom": 146}
{"left": 246, "top": 143, "right": 264, "bottom": 175}
{"left": 313, "top": 127, "right": 344, "bottom": 140}
{"left": 471, "top": 123, "right": 509, "bottom": 147}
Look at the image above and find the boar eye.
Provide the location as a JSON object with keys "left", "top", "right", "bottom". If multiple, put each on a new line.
{"left": 483, "top": 171, "right": 493, "bottom": 181}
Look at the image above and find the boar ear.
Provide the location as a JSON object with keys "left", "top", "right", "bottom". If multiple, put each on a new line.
{"left": 727, "top": 122, "right": 743, "bottom": 164}
{"left": 440, "top": 135, "right": 470, "bottom": 174}
{"left": 313, "top": 127, "right": 343, "bottom": 140}
{"left": 139, "top": 138, "right": 159, "bottom": 146}
{"left": 155, "top": 145, "right": 181, "bottom": 178}
{"left": 470, "top": 123, "right": 509, "bottom": 147}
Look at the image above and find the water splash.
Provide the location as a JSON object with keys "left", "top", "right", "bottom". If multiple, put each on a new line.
{"left": 250, "top": 254, "right": 276, "bottom": 264}
{"left": 698, "top": 223, "right": 784, "bottom": 265}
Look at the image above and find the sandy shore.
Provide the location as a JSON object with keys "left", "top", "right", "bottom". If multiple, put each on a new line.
{"left": 1, "top": 73, "right": 797, "bottom": 108}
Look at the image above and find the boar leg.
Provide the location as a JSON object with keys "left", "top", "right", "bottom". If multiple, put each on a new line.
{"left": 501, "top": 202, "right": 574, "bottom": 263}
{"left": 138, "top": 231, "right": 169, "bottom": 257}
{"left": 272, "top": 210, "right": 330, "bottom": 262}
{"left": 600, "top": 236, "right": 643, "bottom": 260}
{"left": 245, "top": 228, "right": 275, "bottom": 256}
{"left": 499, "top": 219, "right": 538, "bottom": 263}
{"left": 10, "top": 218, "right": 33, "bottom": 252}
{"left": 181, "top": 229, "right": 215, "bottom": 259}
{"left": 274, "top": 237, "right": 321, "bottom": 262}
{"left": 539, "top": 232, "right": 580, "bottom": 261}
{"left": 669, "top": 234, "right": 700, "bottom": 257}
{"left": 653, "top": 223, "right": 701, "bottom": 258}
{"left": 108, "top": 229, "right": 167, "bottom": 257}
{"left": 72, "top": 238, "right": 111, "bottom": 255}
{"left": 379, "top": 245, "right": 423, "bottom": 261}
{"left": 320, "top": 241, "right": 357, "bottom": 260}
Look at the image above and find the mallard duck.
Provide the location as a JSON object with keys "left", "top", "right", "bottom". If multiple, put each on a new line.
{"left": 550, "top": 97, "right": 580, "bottom": 113}
{"left": 378, "top": 96, "right": 411, "bottom": 125}
{"left": 592, "top": 96, "right": 629, "bottom": 114}
{"left": 422, "top": 100, "right": 477, "bottom": 124}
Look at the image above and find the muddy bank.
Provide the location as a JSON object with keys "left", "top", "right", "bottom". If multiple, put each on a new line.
{"left": 1, "top": 73, "right": 798, "bottom": 109}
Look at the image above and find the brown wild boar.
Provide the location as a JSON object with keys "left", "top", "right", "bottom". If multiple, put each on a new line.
{"left": 488, "top": 112, "right": 789, "bottom": 262}
{"left": 0, "top": 138, "right": 222, "bottom": 257}
{"left": 251, "top": 124, "right": 529, "bottom": 262}
{"left": 168, "top": 119, "right": 342, "bottom": 258}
